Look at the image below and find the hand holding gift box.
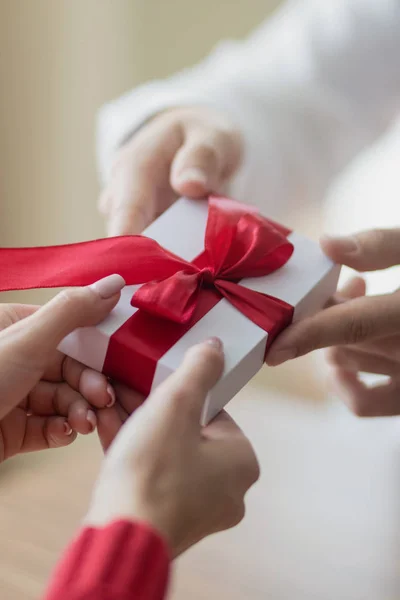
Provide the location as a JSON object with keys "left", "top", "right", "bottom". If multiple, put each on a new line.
{"left": 0, "top": 196, "right": 340, "bottom": 424}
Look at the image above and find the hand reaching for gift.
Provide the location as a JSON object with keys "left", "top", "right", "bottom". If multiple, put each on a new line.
{"left": 0, "top": 275, "right": 127, "bottom": 460}
{"left": 99, "top": 107, "right": 243, "bottom": 236}
{"left": 86, "top": 338, "right": 260, "bottom": 557}
{"left": 267, "top": 228, "right": 400, "bottom": 417}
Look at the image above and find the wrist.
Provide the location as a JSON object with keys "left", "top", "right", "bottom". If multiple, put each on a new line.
{"left": 85, "top": 471, "right": 182, "bottom": 555}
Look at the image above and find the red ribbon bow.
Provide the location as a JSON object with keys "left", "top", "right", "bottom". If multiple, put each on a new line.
{"left": 130, "top": 196, "right": 295, "bottom": 337}
{"left": 0, "top": 197, "right": 295, "bottom": 385}
{"left": 0, "top": 196, "right": 295, "bottom": 391}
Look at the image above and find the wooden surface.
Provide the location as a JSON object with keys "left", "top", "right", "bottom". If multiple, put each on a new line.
{"left": 1, "top": 366, "right": 400, "bottom": 600}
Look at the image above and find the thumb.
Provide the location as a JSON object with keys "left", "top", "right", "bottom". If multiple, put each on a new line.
{"left": 18, "top": 274, "right": 126, "bottom": 354}
{"left": 0, "top": 274, "right": 125, "bottom": 415}
{"left": 170, "top": 127, "right": 242, "bottom": 199}
{"left": 103, "top": 338, "right": 224, "bottom": 462}
{"left": 148, "top": 337, "right": 225, "bottom": 427}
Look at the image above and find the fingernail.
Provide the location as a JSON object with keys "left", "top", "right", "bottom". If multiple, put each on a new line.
{"left": 90, "top": 274, "right": 126, "bottom": 299}
{"left": 86, "top": 410, "right": 97, "bottom": 432}
{"left": 63, "top": 422, "right": 73, "bottom": 436}
{"left": 267, "top": 348, "right": 296, "bottom": 367}
{"left": 206, "top": 337, "right": 223, "bottom": 350}
{"left": 323, "top": 235, "right": 358, "bottom": 254}
{"left": 106, "top": 384, "right": 116, "bottom": 408}
{"left": 176, "top": 168, "right": 208, "bottom": 186}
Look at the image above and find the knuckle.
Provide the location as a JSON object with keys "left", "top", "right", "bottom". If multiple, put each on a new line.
{"left": 250, "top": 454, "right": 261, "bottom": 485}
{"left": 55, "top": 288, "right": 94, "bottom": 323}
{"left": 156, "top": 107, "right": 189, "bottom": 127}
{"left": 57, "top": 288, "right": 88, "bottom": 309}
{"left": 56, "top": 288, "right": 78, "bottom": 307}
{"left": 229, "top": 501, "right": 246, "bottom": 528}
{"left": 193, "top": 142, "right": 219, "bottom": 166}
{"left": 219, "top": 497, "right": 246, "bottom": 531}
{"left": 241, "top": 449, "right": 261, "bottom": 487}
{"left": 344, "top": 315, "right": 373, "bottom": 345}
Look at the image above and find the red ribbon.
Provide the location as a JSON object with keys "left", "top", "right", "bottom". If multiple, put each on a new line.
{"left": 0, "top": 196, "right": 295, "bottom": 393}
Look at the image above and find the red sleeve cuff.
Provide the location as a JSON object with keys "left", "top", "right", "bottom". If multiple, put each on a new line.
{"left": 43, "top": 520, "right": 170, "bottom": 600}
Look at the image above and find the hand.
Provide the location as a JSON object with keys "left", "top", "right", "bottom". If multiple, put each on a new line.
{"left": 267, "top": 228, "right": 400, "bottom": 416}
{"left": 99, "top": 107, "right": 243, "bottom": 236}
{"left": 86, "top": 339, "right": 260, "bottom": 556}
{"left": 0, "top": 274, "right": 126, "bottom": 460}
{"left": 96, "top": 381, "right": 144, "bottom": 452}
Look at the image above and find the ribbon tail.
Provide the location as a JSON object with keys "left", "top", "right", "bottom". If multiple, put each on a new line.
{"left": 0, "top": 237, "right": 194, "bottom": 292}
{"left": 216, "top": 280, "right": 294, "bottom": 351}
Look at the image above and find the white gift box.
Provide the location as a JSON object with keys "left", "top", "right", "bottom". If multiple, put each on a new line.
{"left": 59, "top": 198, "right": 340, "bottom": 424}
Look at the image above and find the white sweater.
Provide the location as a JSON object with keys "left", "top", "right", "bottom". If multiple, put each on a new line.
{"left": 97, "top": 0, "right": 400, "bottom": 221}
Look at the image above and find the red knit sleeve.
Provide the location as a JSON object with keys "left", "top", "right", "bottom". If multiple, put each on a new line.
{"left": 43, "top": 520, "right": 170, "bottom": 600}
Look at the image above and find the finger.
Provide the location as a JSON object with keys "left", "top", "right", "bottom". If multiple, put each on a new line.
{"left": 96, "top": 404, "right": 128, "bottom": 452}
{"left": 326, "top": 346, "right": 400, "bottom": 378}
{"left": 105, "top": 119, "right": 183, "bottom": 236}
{"left": 325, "top": 276, "right": 366, "bottom": 308}
{"left": 170, "top": 127, "right": 242, "bottom": 198}
{"left": 27, "top": 381, "right": 97, "bottom": 434}
{"left": 41, "top": 352, "right": 116, "bottom": 409}
{"left": 351, "top": 334, "right": 400, "bottom": 362}
{"left": 20, "top": 416, "right": 77, "bottom": 453}
{"left": 97, "top": 384, "right": 144, "bottom": 452}
{"left": 3, "top": 274, "right": 125, "bottom": 357}
{"left": 328, "top": 367, "right": 400, "bottom": 417}
{"left": 106, "top": 178, "right": 175, "bottom": 237}
{"left": 267, "top": 291, "right": 400, "bottom": 366}
{"left": 0, "top": 411, "right": 77, "bottom": 460}
{"left": 321, "top": 228, "right": 400, "bottom": 272}
{"left": 337, "top": 276, "right": 367, "bottom": 301}
{"left": 112, "top": 381, "right": 144, "bottom": 416}
{"left": 0, "top": 275, "right": 125, "bottom": 416}
{"left": 148, "top": 338, "right": 225, "bottom": 427}
{"left": 62, "top": 356, "right": 116, "bottom": 409}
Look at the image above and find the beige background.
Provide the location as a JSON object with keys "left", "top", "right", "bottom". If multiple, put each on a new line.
{"left": 0, "top": 0, "right": 279, "bottom": 250}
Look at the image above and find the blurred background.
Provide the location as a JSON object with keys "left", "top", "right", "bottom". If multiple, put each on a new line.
{"left": 0, "top": 1, "right": 400, "bottom": 599}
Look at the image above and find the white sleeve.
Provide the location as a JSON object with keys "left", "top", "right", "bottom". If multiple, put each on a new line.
{"left": 97, "top": 0, "right": 400, "bottom": 216}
